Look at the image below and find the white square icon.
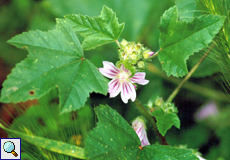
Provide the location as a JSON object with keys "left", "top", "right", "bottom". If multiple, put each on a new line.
{"left": 1, "top": 138, "right": 21, "bottom": 160}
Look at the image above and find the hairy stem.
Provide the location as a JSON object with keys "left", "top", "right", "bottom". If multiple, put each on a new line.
{"left": 166, "top": 51, "right": 209, "bottom": 103}
{"left": 134, "top": 99, "right": 168, "bottom": 145}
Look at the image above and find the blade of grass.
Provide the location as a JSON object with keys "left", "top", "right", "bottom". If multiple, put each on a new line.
{"left": 0, "top": 122, "right": 86, "bottom": 159}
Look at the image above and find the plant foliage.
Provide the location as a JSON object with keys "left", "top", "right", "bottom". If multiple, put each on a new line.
{"left": 64, "top": 5, "right": 124, "bottom": 50}
{"left": 85, "top": 105, "right": 198, "bottom": 160}
{"left": 0, "top": 19, "right": 109, "bottom": 113}
{"left": 158, "top": 5, "right": 225, "bottom": 77}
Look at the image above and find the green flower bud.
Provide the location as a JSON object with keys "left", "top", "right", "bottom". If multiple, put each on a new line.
{"left": 121, "top": 39, "right": 128, "bottom": 46}
{"left": 130, "top": 54, "right": 137, "bottom": 60}
{"left": 137, "top": 61, "right": 145, "bottom": 69}
{"left": 155, "top": 97, "right": 164, "bottom": 107}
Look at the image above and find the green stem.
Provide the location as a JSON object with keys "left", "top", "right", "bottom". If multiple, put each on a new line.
{"left": 166, "top": 51, "right": 209, "bottom": 103}
{"left": 134, "top": 99, "right": 168, "bottom": 145}
{"left": 147, "top": 63, "right": 229, "bottom": 102}
{"left": 115, "top": 40, "right": 121, "bottom": 48}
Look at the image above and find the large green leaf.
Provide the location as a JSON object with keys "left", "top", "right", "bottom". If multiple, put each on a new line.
{"left": 85, "top": 105, "right": 198, "bottom": 160}
{"left": 65, "top": 5, "right": 124, "bottom": 50}
{"left": 85, "top": 105, "right": 140, "bottom": 159}
{"left": 0, "top": 19, "right": 108, "bottom": 113}
{"left": 152, "top": 108, "right": 180, "bottom": 136}
{"left": 158, "top": 5, "right": 225, "bottom": 77}
{"left": 0, "top": 122, "right": 86, "bottom": 159}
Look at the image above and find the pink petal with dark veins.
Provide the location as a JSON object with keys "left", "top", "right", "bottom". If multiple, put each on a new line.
{"left": 130, "top": 72, "right": 149, "bottom": 85}
{"left": 121, "top": 81, "right": 136, "bottom": 103}
{"left": 108, "top": 78, "right": 122, "bottom": 98}
{"left": 99, "top": 61, "right": 120, "bottom": 79}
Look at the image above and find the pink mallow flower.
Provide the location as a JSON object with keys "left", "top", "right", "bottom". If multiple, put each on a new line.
{"left": 99, "top": 61, "right": 149, "bottom": 103}
{"left": 132, "top": 117, "right": 150, "bottom": 147}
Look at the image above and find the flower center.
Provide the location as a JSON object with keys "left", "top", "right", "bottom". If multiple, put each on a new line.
{"left": 118, "top": 71, "right": 130, "bottom": 82}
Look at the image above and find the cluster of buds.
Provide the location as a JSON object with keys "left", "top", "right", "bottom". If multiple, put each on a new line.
{"left": 117, "top": 39, "right": 154, "bottom": 72}
{"left": 147, "top": 97, "right": 178, "bottom": 114}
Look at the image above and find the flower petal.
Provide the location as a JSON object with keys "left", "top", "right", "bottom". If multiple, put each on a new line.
{"left": 121, "top": 81, "right": 136, "bottom": 103}
{"left": 148, "top": 52, "right": 154, "bottom": 57}
{"left": 130, "top": 72, "right": 149, "bottom": 85}
{"left": 108, "top": 78, "right": 122, "bottom": 98}
{"left": 132, "top": 118, "right": 150, "bottom": 147}
{"left": 120, "top": 64, "right": 130, "bottom": 73}
{"left": 136, "top": 125, "right": 145, "bottom": 141}
{"left": 99, "top": 61, "right": 120, "bottom": 79}
{"left": 141, "top": 130, "right": 150, "bottom": 147}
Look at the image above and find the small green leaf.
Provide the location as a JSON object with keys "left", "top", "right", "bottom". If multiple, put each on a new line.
{"left": 65, "top": 5, "right": 124, "bottom": 50}
{"left": 0, "top": 19, "right": 108, "bottom": 113}
{"left": 158, "top": 5, "right": 225, "bottom": 77}
{"left": 152, "top": 108, "right": 180, "bottom": 136}
{"left": 0, "top": 122, "right": 86, "bottom": 159}
{"left": 85, "top": 105, "right": 197, "bottom": 160}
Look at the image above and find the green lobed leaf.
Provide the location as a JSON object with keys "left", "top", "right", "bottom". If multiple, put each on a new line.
{"left": 0, "top": 19, "right": 108, "bottom": 113}
{"left": 64, "top": 5, "right": 124, "bottom": 50}
{"left": 85, "top": 105, "right": 198, "bottom": 160}
{"left": 152, "top": 108, "right": 180, "bottom": 136}
{"left": 85, "top": 105, "right": 140, "bottom": 159}
{"left": 0, "top": 122, "right": 86, "bottom": 159}
{"left": 158, "top": 5, "right": 225, "bottom": 77}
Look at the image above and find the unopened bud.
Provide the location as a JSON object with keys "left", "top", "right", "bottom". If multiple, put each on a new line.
{"left": 132, "top": 117, "right": 150, "bottom": 147}
{"left": 155, "top": 97, "right": 163, "bottom": 107}
{"left": 137, "top": 61, "right": 145, "bottom": 69}
{"left": 121, "top": 39, "right": 128, "bottom": 46}
{"left": 144, "top": 51, "right": 154, "bottom": 59}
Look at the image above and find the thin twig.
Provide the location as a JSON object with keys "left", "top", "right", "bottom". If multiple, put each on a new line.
{"left": 166, "top": 51, "right": 210, "bottom": 103}
{"left": 147, "top": 64, "right": 229, "bottom": 102}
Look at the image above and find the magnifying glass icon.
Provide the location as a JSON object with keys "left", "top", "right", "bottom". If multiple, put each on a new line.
{"left": 3, "top": 141, "right": 18, "bottom": 157}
